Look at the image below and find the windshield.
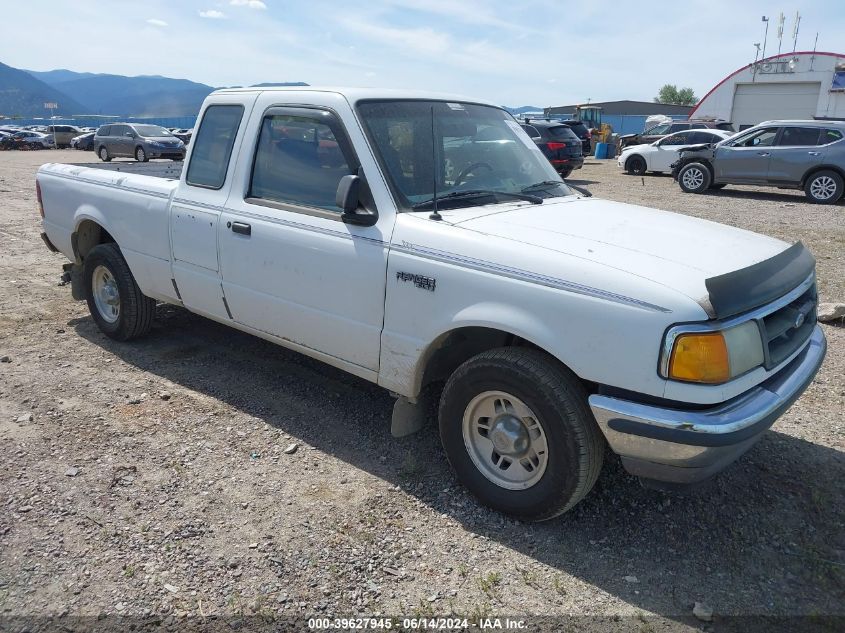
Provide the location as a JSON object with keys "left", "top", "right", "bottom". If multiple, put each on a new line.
{"left": 132, "top": 124, "right": 173, "bottom": 137}
{"left": 357, "top": 100, "right": 572, "bottom": 210}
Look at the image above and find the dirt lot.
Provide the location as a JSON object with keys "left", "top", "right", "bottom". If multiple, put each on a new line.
{"left": 1, "top": 150, "right": 843, "bottom": 631}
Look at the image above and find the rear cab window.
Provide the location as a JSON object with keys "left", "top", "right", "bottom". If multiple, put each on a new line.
{"left": 186, "top": 104, "right": 245, "bottom": 189}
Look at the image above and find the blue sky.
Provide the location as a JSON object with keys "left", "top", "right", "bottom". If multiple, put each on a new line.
{"left": 3, "top": 0, "right": 844, "bottom": 107}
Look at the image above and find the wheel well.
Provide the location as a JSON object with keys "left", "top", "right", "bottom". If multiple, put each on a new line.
{"left": 801, "top": 165, "right": 845, "bottom": 188}
{"left": 680, "top": 158, "right": 714, "bottom": 177}
{"left": 625, "top": 154, "right": 643, "bottom": 168}
{"left": 72, "top": 220, "right": 115, "bottom": 263}
{"left": 418, "top": 326, "right": 564, "bottom": 396}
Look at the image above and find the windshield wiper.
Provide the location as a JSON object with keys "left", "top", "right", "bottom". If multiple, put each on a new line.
{"left": 521, "top": 180, "right": 566, "bottom": 193}
{"left": 412, "top": 189, "right": 542, "bottom": 210}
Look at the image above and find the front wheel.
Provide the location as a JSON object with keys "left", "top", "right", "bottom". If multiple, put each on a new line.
{"left": 804, "top": 170, "right": 843, "bottom": 204}
{"left": 558, "top": 167, "right": 573, "bottom": 178}
{"left": 439, "top": 348, "right": 604, "bottom": 521}
{"left": 135, "top": 146, "right": 148, "bottom": 162}
{"left": 625, "top": 155, "right": 647, "bottom": 176}
{"left": 678, "top": 162, "right": 711, "bottom": 193}
{"left": 83, "top": 243, "right": 155, "bottom": 341}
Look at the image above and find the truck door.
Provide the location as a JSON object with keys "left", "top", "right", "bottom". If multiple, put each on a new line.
{"left": 766, "top": 125, "right": 826, "bottom": 184}
{"left": 218, "top": 106, "right": 388, "bottom": 372}
{"left": 170, "top": 101, "right": 251, "bottom": 321}
{"left": 712, "top": 126, "right": 778, "bottom": 183}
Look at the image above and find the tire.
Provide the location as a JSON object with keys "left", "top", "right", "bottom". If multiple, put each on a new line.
{"left": 83, "top": 243, "right": 155, "bottom": 341}
{"left": 439, "top": 347, "right": 604, "bottom": 521}
{"left": 98, "top": 146, "right": 111, "bottom": 162}
{"left": 804, "top": 170, "right": 844, "bottom": 204}
{"left": 709, "top": 183, "right": 727, "bottom": 190}
{"left": 678, "top": 162, "right": 711, "bottom": 193}
{"left": 135, "top": 146, "right": 148, "bottom": 162}
{"left": 625, "top": 155, "right": 647, "bottom": 175}
{"left": 558, "top": 167, "right": 573, "bottom": 178}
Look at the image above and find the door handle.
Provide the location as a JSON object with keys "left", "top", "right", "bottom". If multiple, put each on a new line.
{"left": 757, "top": 152, "right": 770, "bottom": 156}
{"left": 228, "top": 221, "right": 251, "bottom": 236}
{"left": 808, "top": 151, "right": 821, "bottom": 156}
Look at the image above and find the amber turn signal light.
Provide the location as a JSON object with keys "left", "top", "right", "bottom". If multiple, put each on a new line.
{"left": 668, "top": 332, "right": 731, "bottom": 384}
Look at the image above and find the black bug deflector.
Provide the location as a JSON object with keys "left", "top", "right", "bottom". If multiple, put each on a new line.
{"left": 705, "top": 242, "right": 815, "bottom": 319}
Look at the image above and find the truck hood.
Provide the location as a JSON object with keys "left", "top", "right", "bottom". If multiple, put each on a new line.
{"left": 442, "top": 196, "right": 790, "bottom": 308}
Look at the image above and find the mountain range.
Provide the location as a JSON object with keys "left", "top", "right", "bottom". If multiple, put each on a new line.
{"left": 0, "top": 62, "right": 307, "bottom": 118}
{"left": 1, "top": 61, "right": 540, "bottom": 119}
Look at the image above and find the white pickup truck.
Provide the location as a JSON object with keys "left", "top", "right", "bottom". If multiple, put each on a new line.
{"left": 37, "top": 88, "right": 826, "bottom": 521}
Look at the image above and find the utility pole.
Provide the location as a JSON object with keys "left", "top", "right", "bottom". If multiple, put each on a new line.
{"left": 44, "top": 102, "right": 58, "bottom": 148}
{"left": 792, "top": 11, "right": 801, "bottom": 53}
{"left": 761, "top": 16, "right": 769, "bottom": 60}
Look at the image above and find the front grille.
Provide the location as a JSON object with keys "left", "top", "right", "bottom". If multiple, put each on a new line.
{"left": 757, "top": 284, "right": 817, "bottom": 369}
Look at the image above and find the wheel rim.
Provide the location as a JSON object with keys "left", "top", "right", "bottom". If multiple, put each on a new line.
{"left": 92, "top": 265, "right": 120, "bottom": 323}
{"left": 632, "top": 159, "right": 644, "bottom": 173}
{"left": 100, "top": 148, "right": 107, "bottom": 160}
{"left": 682, "top": 167, "right": 704, "bottom": 189}
{"left": 462, "top": 391, "right": 549, "bottom": 490}
{"left": 136, "top": 148, "right": 145, "bottom": 161}
{"left": 810, "top": 176, "right": 836, "bottom": 200}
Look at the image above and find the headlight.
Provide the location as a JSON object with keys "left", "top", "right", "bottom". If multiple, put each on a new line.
{"left": 663, "top": 321, "right": 764, "bottom": 384}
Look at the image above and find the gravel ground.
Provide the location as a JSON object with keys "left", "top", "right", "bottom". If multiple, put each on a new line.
{"left": 1, "top": 150, "right": 843, "bottom": 632}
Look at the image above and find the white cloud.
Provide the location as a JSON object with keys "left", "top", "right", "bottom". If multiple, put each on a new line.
{"left": 199, "top": 10, "right": 226, "bottom": 19}
{"left": 230, "top": 0, "right": 267, "bottom": 9}
{"left": 146, "top": 18, "right": 168, "bottom": 27}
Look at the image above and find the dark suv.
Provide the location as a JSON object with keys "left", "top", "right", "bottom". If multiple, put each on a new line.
{"left": 520, "top": 120, "right": 584, "bottom": 177}
{"left": 620, "top": 120, "right": 734, "bottom": 149}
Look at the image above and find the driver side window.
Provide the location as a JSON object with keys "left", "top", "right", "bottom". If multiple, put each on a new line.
{"left": 733, "top": 127, "right": 778, "bottom": 148}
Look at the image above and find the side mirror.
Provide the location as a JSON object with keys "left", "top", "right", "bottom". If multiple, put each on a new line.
{"left": 336, "top": 175, "right": 378, "bottom": 226}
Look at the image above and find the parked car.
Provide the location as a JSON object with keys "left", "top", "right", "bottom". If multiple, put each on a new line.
{"left": 43, "top": 125, "right": 83, "bottom": 148}
{"left": 94, "top": 123, "right": 186, "bottom": 162}
{"left": 558, "top": 119, "right": 591, "bottom": 155}
{"left": 520, "top": 120, "right": 584, "bottom": 177}
{"left": 618, "top": 129, "right": 733, "bottom": 175}
{"left": 672, "top": 120, "right": 845, "bottom": 204}
{"left": 620, "top": 119, "right": 734, "bottom": 150}
{"left": 70, "top": 132, "right": 96, "bottom": 151}
{"left": 170, "top": 128, "right": 193, "bottom": 144}
{"left": 38, "top": 88, "right": 826, "bottom": 520}
{"left": 9, "top": 130, "right": 55, "bottom": 149}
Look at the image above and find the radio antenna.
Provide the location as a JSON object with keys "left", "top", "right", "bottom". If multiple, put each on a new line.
{"left": 429, "top": 104, "right": 442, "bottom": 221}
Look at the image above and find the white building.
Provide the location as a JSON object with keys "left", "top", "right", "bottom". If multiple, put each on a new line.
{"left": 690, "top": 51, "right": 845, "bottom": 130}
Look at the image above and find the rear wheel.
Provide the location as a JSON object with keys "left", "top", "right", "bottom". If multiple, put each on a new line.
{"left": 135, "top": 146, "right": 148, "bottom": 162}
{"left": 83, "top": 243, "right": 155, "bottom": 341}
{"left": 98, "top": 146, "right": 111, "bottom": 162}
{"left": 439, "top": 348, "right": 604, "bottom": 521}
{"left": 558, "top": 167, "right": 573, "bottom": 178}
{"left": 804, "top": 170, "right": 843, "bottom": 204}
{"left": 678, "top": 162, "right": 711, "bottom": 193}
{"left": 625, "top": 155, "right": 647, "bottom": 175}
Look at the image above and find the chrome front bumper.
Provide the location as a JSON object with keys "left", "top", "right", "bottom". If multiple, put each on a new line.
{"left": 589, "top": 326, "right": 827, "bottom": 485}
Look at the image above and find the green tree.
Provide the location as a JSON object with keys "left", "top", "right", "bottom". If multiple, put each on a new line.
{"left": 654, "top": 84, "right": 699, "bottom": 106}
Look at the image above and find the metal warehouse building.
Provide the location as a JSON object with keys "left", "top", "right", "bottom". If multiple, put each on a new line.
{"left": 691, "top": 51, "right": 845, "bottom": 130}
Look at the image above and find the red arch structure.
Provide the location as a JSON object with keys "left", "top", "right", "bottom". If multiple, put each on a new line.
{"left": 689, "top": 51, "right": 845, "bottom": 118}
